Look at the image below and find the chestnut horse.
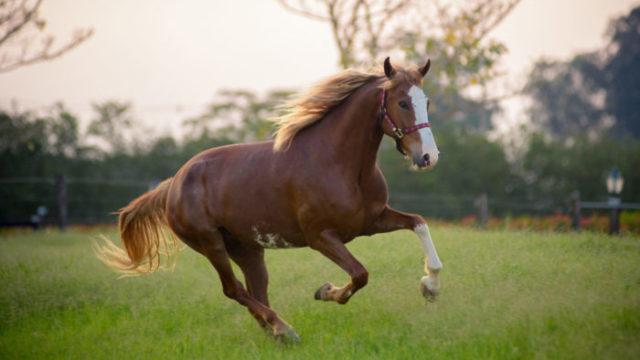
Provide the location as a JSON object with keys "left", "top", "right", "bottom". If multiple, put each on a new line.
{"left": 97, "top": 58, "right": 443, "bottom": 342}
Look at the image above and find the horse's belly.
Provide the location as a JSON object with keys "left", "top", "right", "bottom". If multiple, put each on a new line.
{"left": 215, "top": 188, "right": 307, "bottom": 249}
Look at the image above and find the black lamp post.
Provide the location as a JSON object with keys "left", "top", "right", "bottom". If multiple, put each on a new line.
{"left": 606, "top": 167, "right": 624, "bottom": 234}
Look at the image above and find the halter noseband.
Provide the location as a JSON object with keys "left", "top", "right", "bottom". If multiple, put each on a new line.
{"left": 379, "top": 88, "right": 430, "bottom": 141}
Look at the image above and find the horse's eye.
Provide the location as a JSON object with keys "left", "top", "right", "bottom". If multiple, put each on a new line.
{"left": 398, "top": 101, "right": 409, "bottom": 110}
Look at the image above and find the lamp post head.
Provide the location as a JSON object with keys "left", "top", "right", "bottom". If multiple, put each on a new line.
{"left": 606, "top": 167, "right": 624, "bottom": 195}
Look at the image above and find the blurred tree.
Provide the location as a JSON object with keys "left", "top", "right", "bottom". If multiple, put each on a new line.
{"left": 524, "top": 54, "right": 608, "bottom": 137}
{"left": 277, "top": 0, "right": 411, "bottom": 69}
{"left": 88, "top": 101, "right": 135, "bottom": 154}
{"left": 400, "top": 0, "right": 518, "bottom": 131}
{"left": 277, "top": 0, "right": 520, "bottom": 132}
{"left": 0, "top": 107, "right": 48, "bottom": 177}
{"left": 184, "top": 89, "right": 293, "bottom": 143}
{"left": 0, "top": 0, "right": 93, "bottom": 73}
{"left": 514, "top": 133, "right": 640, "bottom": 205}
{"left": 0, "top": 107, "right": 42, "bottom": 155}
{"left": 1, "top": 104, "right": 82, "bottom": 160}
{"left": 524, "top": 6, "right": 640, "bottom": 139}
{"left": 0, "top": 105, "right": 222, "bottom": 224}
{"left": 604, "top": 6, "right": 640, "bottom": 137}
{"left": 46, "top": 102, "right": 80, "bottom": 157}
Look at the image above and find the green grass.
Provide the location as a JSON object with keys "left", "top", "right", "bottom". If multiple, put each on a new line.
{"left": 1, "top": 227, "right": 639, "bottom": 359}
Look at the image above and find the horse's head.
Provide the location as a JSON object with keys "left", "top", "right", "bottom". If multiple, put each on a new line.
{"left": 380, "top": 57, "right": 439, "bottom": 171}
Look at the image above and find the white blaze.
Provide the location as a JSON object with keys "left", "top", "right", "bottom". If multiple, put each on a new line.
{"left": 408, "top": 85, "right": 439, "bottom": 166}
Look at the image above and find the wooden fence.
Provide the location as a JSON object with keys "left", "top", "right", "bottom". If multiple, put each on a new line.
{"left": 0, "top": 175, "right": 153, "bottom": 230}
{"left": 2, "top": 176, "right": 637, "bottom": 233}
{"left": 570, "top": 191, "right": 640, "bottom": 234}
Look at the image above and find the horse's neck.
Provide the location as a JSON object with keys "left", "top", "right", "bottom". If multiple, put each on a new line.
{"left": 301, "top": 80, "right": 384, "bottom": 177}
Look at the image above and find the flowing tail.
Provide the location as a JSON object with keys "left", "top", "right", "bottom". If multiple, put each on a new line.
{"left": 96, "top": 177, "right": 179, "bottom": 275}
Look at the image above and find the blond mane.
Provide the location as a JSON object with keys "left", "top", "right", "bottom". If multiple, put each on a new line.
{"left": 272, "top": 68, "right": 384, "bottom": 151}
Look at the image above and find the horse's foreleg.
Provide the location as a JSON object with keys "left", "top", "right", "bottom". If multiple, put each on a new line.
{"left": 413, "top": 222, "right": 442, "bottom": 301}
{"left": 309, "top": 229, "right": 368, "bottom": 304}
{"left": 365, "top": 206, "right": 443, "bottom": 301}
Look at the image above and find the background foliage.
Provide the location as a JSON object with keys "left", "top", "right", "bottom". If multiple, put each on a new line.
{"left": 1, "top": 2, "right": 639, "bottom": 224}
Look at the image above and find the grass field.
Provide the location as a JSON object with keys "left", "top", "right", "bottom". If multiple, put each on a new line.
{"left": 1, "top": 226, "right": 639, "bottom": 359}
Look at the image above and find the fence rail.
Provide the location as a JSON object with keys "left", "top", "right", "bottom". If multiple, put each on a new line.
{"left": 0, "top": 175, "right": 154, "bottom": 229}
{"left": 580, "top": 201, "right": 640, "bottom": 210}
{"left": 1, "top": 176, "right": 638, "bottom": 231}
{"left": 570, "top": 191, "right": 640, "bottom": 234}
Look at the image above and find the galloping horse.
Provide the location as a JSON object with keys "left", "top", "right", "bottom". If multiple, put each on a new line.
{"left": 97, "top": 57, "right": 443, "bottom": 342}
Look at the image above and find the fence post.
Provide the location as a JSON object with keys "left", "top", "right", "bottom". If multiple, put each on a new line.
{"left": 475, "top": 193, "right": 488, "bottom": 228}
{"left": 570, "top": 191, "right": 581, "bottom": 231}
{"left": 609, "top": 196, "right": 621, "bottom": 235}
{"left": 55, "top": 174, "right": 67, "bottom": 231}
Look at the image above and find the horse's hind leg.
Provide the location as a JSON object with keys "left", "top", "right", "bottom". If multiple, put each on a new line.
{"left": 187, "top": 229, "right": 299, "bottom": 342}
{"left": 225, "top": 238, "right": 270, "bottom": 331}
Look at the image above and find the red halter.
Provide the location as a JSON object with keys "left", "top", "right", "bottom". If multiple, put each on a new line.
{"left": 379, "top": 88, "right": 430, "bottom": 140}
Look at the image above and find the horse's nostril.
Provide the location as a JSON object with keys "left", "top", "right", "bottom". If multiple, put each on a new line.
{"left": 423, "top": 153, "right": 430, "bottom": 165}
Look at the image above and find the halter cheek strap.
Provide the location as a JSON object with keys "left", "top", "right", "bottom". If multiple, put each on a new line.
{"left": 379, "top": 88, "right": 430, "bottom": 141}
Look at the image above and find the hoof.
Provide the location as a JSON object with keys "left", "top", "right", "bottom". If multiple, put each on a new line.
{"left": 420, "top": 276, "right": 439, "bottom": 302}
{"left": 314, "top": 283, "right": 332, "bottom": 300}
{"left": 275, "top": 328, "right": 301, "bottom": 344}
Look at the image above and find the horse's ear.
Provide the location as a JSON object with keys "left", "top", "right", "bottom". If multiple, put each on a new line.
{"left": 419, "top": 59, "right": 431, "bottom": 77}
{"left": 384, "top": 57, "right": 396, "bottom": 78}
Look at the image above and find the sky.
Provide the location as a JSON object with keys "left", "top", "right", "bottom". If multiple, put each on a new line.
{"left": 1, "top": 0, "right": 639, "bottom": 137}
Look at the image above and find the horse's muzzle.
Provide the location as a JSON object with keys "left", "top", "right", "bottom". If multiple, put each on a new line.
{"left": 412, "top": 152, "right": 439, "bottom": 171}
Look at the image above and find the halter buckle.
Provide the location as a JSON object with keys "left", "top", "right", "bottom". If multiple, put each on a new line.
{"left": 393, "top": 128, "right": 405, "bottom": 139}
